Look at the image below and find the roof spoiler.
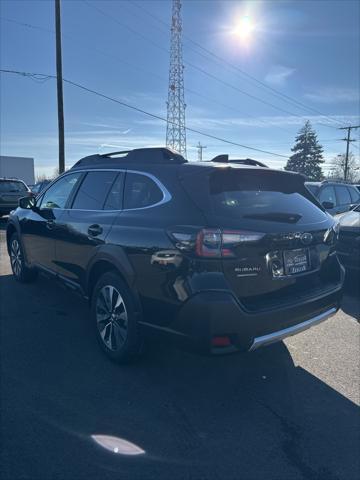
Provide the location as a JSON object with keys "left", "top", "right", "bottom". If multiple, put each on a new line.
{"left": 211, "top": 155, "right": 268, "bottom": 168}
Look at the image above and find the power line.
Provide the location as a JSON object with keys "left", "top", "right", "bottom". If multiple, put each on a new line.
{"left": 0, "top": 15, "right": 294, "bottom": 136}
{"left": 81, "top": 1, "right": 339, "bottom": 128}
{"left": 2, "top": 9, "right": 352, "bottom": 134}
{"left": 0, "top": 69, "right": 290, "bottom": 159}
{"left": 128, "top": 0, "right": 346, "bottom": 128}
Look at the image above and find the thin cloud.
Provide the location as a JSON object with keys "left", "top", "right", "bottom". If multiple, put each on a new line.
{"left": 186, "top": 114, "right": 359, "bottom": 129}
{"left": 304, "top": 87, "right": 360, "bottom": 104}
{"left": 264, "top": 66, "right": 295, "bottom": 87}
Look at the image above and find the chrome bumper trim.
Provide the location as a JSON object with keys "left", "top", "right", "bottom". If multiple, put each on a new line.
{"left": 249, "top": 307, "right": 337, "bottom": 352}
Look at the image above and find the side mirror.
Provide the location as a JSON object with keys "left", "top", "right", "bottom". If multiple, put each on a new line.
{"left": 19, "top": 196, "right": 36, "bottom": 209}
{"left": 322, "top": 201, "right": 334, "bottom": 210}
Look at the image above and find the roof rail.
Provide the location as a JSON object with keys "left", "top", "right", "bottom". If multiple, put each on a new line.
{"left": 321, "top": 180, "right": 352, "bottom": 185}
{"left": 73, "top": 147, "right": 187, "bottom": 168}
{"left": 99, "top": 150, "right": 132, "bottom": 158}
{"left": 211, "top": 155, "right": 268, "bottom": 168}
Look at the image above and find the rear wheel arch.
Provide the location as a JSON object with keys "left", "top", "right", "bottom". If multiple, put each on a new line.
{"left": 86, "top": 259, "right": 142, "bottom": 314}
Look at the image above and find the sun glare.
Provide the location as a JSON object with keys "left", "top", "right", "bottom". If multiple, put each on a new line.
{"left": 232, "top": 16, "right": 256, "bottom": 43}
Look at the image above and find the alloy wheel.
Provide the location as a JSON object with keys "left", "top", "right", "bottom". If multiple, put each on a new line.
{"left": 10, "top": 239, "right": 22, "bottom": 277}
{"left": 96, "top": 285, "right": 128, "bottom": 351}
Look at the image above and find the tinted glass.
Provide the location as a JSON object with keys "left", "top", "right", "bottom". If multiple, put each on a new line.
{"left": 72, "top": 171, "right": 117, "bottom": 210}
{"left": 124, "top": 173, "right": 163, "bottom": 209}
{"left": 35, "top": 181, "right": 50, "bottom": 194}
{"left": 0, "top": 181, "right": 27, "bottom": 193}
{"left": 31, "top": 184, "right": 41, "bottom": 194}
{"left": 104, "top": 173, "right": 124, "bottom": 210}
{"left": 319, "top": 186, "right": 336, "bottom": 206}
{"left": 306, "top": 184, "right": 319, "bottom": 196}
{"left": 335, "top": 186, "right": 351, "bottom": 205}
{"left": 348, "top": 186, "right": 360, "bottom": 203}
{"left": 40, "top": 173, "right": 81, "bottom": 210}
{"left": 206, "top": 170, "right": 326, "bottom": 224}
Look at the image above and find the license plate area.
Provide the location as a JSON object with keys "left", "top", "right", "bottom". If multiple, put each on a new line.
{"left": 283, "top": 248, "right": 310, "bottom": 275}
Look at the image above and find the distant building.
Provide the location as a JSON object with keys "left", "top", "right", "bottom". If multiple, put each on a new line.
{"left": 0, "top": 156, "right": 35, "bottom": 186}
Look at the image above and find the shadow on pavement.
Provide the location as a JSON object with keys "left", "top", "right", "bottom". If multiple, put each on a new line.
{"left": 0, "top": 271, "right": 359, "bottom": 480}
{"left": 342, "top": 272, "right": 360, "bottom": 321}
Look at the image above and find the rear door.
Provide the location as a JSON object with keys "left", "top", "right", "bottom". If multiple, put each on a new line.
{"left": 54, "top": 170, "right": 122, "bottom": 287}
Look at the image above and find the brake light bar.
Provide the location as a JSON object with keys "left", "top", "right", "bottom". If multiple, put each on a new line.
{"left": 169, "top": 228, "right": 264, "bottom": 258}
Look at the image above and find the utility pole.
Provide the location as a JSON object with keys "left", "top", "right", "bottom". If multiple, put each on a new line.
{"left": 339, "top": 125, "right": 359, "bottom": 181}
{"left": 195, "top": 142, "right": 207, "bottom": 161}
{"left": 166, "top": 0, "right": 187, "bottom": 157}
{"left": 55, "top": 0, "right": 65, "bottom": 174}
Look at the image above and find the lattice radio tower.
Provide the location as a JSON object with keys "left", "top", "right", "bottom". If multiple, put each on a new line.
{"left": 166, "top": 0, "right": 187, "bottom": 157}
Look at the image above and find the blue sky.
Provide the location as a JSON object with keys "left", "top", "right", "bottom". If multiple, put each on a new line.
{"left": 1, "top": 0, "right": 359, "bottom": 177}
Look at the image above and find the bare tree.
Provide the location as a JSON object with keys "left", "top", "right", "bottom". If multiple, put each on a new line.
{"left": 35, "top": 168, "right": 60, "bottom": 183}
{"left": 328, "top": 153, "right": 360, "bottom": 183}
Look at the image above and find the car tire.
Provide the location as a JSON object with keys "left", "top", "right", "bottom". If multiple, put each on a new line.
{"left": 9, "top": 233, "right": 38, "bottom": 283}
{"left": 91, "top": 272, "right": 143, "bottom": 363}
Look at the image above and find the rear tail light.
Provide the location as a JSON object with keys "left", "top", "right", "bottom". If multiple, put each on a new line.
{"left": 169, "top": 228, "right": 264, "bottom": 258}
{"left": 195, "top": 229, "right": 222, "bottom": 257}
{"left": 211, "top": 336, "right": 231, "bottom": 347}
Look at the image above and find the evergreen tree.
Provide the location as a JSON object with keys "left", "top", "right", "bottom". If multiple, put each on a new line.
{"left": 285, "top": 120, "right": 324, "bottom": 180}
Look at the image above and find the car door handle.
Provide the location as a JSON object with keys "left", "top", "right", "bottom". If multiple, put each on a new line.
{"left": 46, "top": 219, "right": 55, "bottom": 230}
{"left": 88, "top": 224, "right": 103, "bottom": 237}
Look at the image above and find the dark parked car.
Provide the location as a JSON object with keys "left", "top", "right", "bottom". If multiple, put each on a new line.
{"left": 335, "top": 205, "right": 360, "bottom": 273}
{"left": 0, "top": 178, "right": 31, "bottom": 217}
{"left": 6, "top": 148, "right": 344, "bottom": 362}
{"left": 305, "top": 181, "right": 360, "bottom": 215}
{"left": 31, "top": 179, "right": 51, "bottom": 195}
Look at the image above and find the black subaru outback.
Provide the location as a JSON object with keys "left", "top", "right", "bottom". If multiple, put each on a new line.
{"left": 7, "top": 148, "right": 344, "bottom": 362}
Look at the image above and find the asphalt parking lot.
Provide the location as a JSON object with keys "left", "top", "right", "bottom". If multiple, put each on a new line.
{"left": 0, "top": 217, "right": 359, "bottom": 480}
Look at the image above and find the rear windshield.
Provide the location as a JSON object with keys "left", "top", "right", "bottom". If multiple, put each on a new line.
{"left": 182, "top": 169, "right": 327, "bottom": 225}
{"left": 208, "top": 171, "right": 325, "bottom": 224}
{"left": 0, "top": 181, "right": 27, "bottom": 193}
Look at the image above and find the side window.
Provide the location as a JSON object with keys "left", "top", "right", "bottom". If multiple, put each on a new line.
{"left": 72, "top": 171, "right": 118, "bottom": 210}
{"left": 335, "top": 186, "right": 351, "bottom": 205}
{"left": 319, "top": 186, "right": 336, "bottom": 206}
{"left": 124, "top": 172, "right": 164, "bottom": 209}
{"left": 104, "top": 173, "right": 124, "bottom": 210}
{"left": 14, "top": 181, "right": 27, "bottom": 192}
{"left": 40, "top": 173, "right": 81, "bottom": 210}
{"left": 348, "top": 187, "right": 360, "bottom": 203}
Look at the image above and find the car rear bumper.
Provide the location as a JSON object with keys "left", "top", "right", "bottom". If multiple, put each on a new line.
{"left": 248, "top": 307, "right": 337, "bottom": 351}
{"left": 169, "top": 269, "right": 344, "bottom": 354}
